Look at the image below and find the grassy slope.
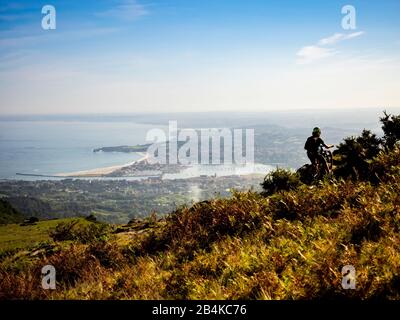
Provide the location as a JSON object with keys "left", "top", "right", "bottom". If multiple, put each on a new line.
{"left": 0, "top": 148, "right": 399, "bottom": 299}
{"left": 0, "top": 218, "right": 91, "bottom": 251}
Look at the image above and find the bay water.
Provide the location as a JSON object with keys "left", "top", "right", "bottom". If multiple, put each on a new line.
{"left": 0, "top": 120, "right": 162, "bottom": 180}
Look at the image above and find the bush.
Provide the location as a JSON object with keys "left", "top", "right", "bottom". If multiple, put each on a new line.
{"left": 332, "top": 112, "right": 400, "bottom": 181}
{"left": 139, "top": 192, "right": 268, "bottom": 257}
{"left": 49, "top": 220, "right": 111, "bottom": 244}
{"left": 43, "top": 244, "right": 102, "bottom": 286}
{"left": 333, "top": 130, "right": 382, "bottom": 181}
{"left": 19, "top": 216, "right": 40, "bottom": 226}
{"left": 27, "top": 217, "right": 39, "bottom": 223}
{"left": 74, "top": 223, "right": 111, "bottom": 244}
{"left": 86, "top": 241, "right": 126, "bottom": 269}
{"left": 381, "top": 111, "right": 400, "bottom": 149}
{"left": 85, "top": 214, "right": 97, "bottom": 222}
{"left": 261, "top": 168, "right": 302, "bottom": 196}
{"left": 369, "top": 146, "right": 400, "bottom": 184}
{"left": 49, "top": 220, "right": 79, "bottom": 241}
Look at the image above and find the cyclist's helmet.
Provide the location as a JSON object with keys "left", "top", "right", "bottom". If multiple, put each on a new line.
{"left": 312, "top": 127, "right": 321, "bottom": 137}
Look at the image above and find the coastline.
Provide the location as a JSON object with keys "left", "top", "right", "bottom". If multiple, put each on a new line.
{"left": 55, "top": 152, "right": 148, "bottom": 177}
{"left": 53, "top": 151, "right": 272, "bottom": 179}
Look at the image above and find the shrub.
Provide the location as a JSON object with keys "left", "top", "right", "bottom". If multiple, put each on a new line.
{"left": 19, "top": 216, "right": 40, "bottom": 226}
{"left": 332, "top": 112, "right": 400, "bottom": 181}
{"left": 368, "top": 146, "right": 400, "bottom": 184}
{"left": 49, "top": 220, "right": 79, "bottom": 241}
{"left": 333, "top": 130, "right": 382, "bottom": 180}
{"left": 74, "top": 223, "right": 111, "bottom": 244}
{"left": 85, "top": 214, "right": 97, "bottom": 222}
{"left": 29, "top": 217, "right": 39, "bottom": 223}
{"left": 43, "top": 244, "right": 102, "bottom": 286}
{"left": 86, "top": 241, "right": 126, "bottom": 269}
{"left": 261, "top": 168, "right": 302, "bottom": 196}
{"left": 380, "top": 111, "right": 400, "bottom": 149}
{"left": 49, "top": 220, "right": 111, "bottom": 244}
{"left": 140, "top": 192, "right": 268, "bottom": 257}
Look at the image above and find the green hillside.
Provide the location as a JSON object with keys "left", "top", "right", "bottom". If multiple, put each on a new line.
{"left": 0, "top": 112, "right": 399, "bottom": 300}
{"left": 0, "top": 199, "right": 24, "bottom": 225}
{"left": 0, "top": 218, "right": 94, "bottom": 252}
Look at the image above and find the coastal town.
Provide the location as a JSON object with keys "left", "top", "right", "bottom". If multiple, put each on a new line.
{"left": 0, "top": 174, "right": 264, "bottom": 224}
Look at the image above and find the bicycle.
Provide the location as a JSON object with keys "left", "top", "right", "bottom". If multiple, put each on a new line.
{"left": 297, "top": 146, "right": 333, "bottom": 184}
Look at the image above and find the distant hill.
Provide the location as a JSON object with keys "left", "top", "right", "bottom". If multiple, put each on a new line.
{"left": 7, "top": 196, "right": 52, "bottom": 220}
{"left": 0, "top": 199, "right": 24, "bottom": 225}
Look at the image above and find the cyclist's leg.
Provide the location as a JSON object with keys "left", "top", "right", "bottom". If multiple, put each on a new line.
{"left": 307, "top": 152, "right": 316, "bottom": 166}
{"left": 308, "top": 152, "right": 318, "bottom": 176}
{"left": 318, "top": 154, "right": 329, "bottom": 174}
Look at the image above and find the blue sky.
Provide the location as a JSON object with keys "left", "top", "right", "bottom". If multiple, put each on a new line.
{"left": 0, "top": 0, "right": 399, "bottom": 114}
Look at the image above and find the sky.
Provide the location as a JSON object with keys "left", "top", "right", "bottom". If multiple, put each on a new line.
{"left": 0, "top": 0, "right": 399, "bottom": 114}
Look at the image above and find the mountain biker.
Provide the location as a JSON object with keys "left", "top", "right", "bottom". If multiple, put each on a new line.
{"left": 304, "top": 127, "right": 334, "bottom": 174}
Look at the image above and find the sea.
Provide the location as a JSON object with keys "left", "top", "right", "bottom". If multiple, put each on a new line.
{"left": 0, "top": 119, "right": 166, "bottom": 180}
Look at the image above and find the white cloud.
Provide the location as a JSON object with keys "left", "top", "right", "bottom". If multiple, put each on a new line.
{"left": 318, "top": 33, "right": 343, "bottom": 46}
{"left": 319, "top": 31, "right": 364, "bottom": 45}
{"left": 296, "top": 46, "right": 337, "bottom": 64}
{"left": 345, "top": 31, "right": 365, "bottom": 40}
{"left": 96, "top": 0, "right": 148, "bottom": 21}
{"left": 297, "top": 31, "right": 364, "bottom": 64}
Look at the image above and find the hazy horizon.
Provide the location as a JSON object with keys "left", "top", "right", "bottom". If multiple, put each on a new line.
{"left": 1, "top": 106, "right": 400, "bottom": 116}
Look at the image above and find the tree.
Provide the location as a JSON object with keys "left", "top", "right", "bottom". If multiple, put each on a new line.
{"left": 380, "top": 111, "right": 400, "bottom": 149}
{"left": 333, "top": 130, "right": 381, "bottom": 180}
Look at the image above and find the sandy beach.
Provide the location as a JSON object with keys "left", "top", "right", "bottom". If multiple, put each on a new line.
{"left": 56, "top": 152, "right": 148, "bottom": 177}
